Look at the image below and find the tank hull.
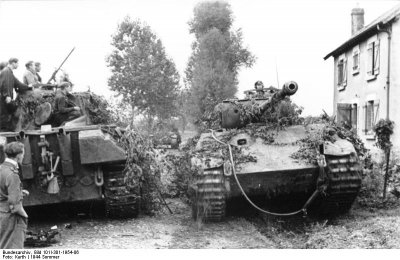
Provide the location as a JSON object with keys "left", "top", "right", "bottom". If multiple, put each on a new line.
{"left": 190, "top": 124, "right": 362, "bottom": 221}
{"left": 22, "top": 164, "right": 102, "bottom": 206}
{"left": 0, "top": 125, "right": 139, "bottom": 218}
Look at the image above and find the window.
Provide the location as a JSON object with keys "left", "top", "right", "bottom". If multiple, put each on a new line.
{"left": 366, "top": 40, "right": 380, "bottom": 80}
{"left": 337, "top": 56, "right": 347, "bottom": 90}
{"left": 363, "top": 100, "right": 379, "bottom": 135}
{"left": 352, "top": 46, "right": 360, "bottom": 74}
{"left": 337, "top": 103, "right": 357, "bottom": 130}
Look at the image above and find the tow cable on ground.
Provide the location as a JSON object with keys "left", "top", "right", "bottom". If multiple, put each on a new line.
{"left": 210, "top": 129, "right": 325, "bottom": 217}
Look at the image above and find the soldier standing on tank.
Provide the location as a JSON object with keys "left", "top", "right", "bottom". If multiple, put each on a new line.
{"left": 22, "top": 61, "right": 39, "bottom": 87}
{"left": 0, "top": 141, "right": 29, "bottom": 249}
{"left": 0, "top": 58, "right": 33, "bottom": 131}
{"left": 53, "top": 82, "right": 81, "bottom": 126}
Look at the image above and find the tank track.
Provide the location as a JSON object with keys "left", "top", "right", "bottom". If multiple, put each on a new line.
{"left": 315, "top": 154, "right": 362, "bottom": 216}
{"left": 192, "top": 168, "right": 226, "bottom": 222}
{"left": 103, "top": 164, "right": 140, "bottom": 218}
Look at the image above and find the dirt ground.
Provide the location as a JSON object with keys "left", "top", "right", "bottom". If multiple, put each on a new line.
{"left": 26, "top": 198, "right": 400, "bottom": 249}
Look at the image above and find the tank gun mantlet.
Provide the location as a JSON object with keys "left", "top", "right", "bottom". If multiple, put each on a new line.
{"left": 243, "top": 86, "right": 279, "bottom": 100}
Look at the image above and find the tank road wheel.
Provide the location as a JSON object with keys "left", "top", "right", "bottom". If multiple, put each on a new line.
{"left": 103, "top": 164, "right": 140, "bottom": 218}
{"left": 191, "top": 168, "right": 226, "bottom": 222}
{"left": 315, "top": 153, "right": 362, "bottom": 216}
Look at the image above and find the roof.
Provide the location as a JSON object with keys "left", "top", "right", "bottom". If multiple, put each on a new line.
{"left": 324, "top": 3, "right": 400, "bottom": 60}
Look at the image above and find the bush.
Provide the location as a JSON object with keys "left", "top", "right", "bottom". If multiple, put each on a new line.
{"left": 357, "top": 153, "right": 400, "bottom": 209}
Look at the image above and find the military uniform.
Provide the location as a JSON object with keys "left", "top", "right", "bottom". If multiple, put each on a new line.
{"left": 22, "top": 69, "right": 38, "bottom": 86}
{"left": 53, "top": 90, "right": 81, "bottom": 126}
{"left": 0, "top": 67, "right": 30, "bottom": 131}
{"left": 0, "top": 158, "right": 27, "bottom": 249}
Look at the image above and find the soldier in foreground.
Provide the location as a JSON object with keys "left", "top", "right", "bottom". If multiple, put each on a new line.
{"left": 0, "top": 142, "right": 29, "bottom": 249}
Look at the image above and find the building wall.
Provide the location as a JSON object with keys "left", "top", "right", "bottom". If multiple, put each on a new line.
{"left": 333, "top": 19, "right": 400, "bottom": 152}
{"left": 389, "top": 19, "right": 400, "bottom": 153}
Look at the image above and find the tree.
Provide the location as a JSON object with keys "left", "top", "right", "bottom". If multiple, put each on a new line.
{"left": 373, "top": 119, "right": 395, "bottom": 199}
{"left": 185, "top": 1, "right": 256, "bottom": 123}
{"left": 107, "top": 17, "right": 180, "bottom": 124}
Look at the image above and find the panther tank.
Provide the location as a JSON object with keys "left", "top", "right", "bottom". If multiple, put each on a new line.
{"left": 0, "top": 88, "right": 138, "bottom": 218}
{"left": 189, "top": 81, "right": 362, "bottom": 222}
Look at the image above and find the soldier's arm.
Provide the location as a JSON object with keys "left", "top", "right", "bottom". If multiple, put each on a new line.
{"left": 0, "top": 81, "right": 7, "bottom": 98}
{"left": 0, "top": 74, "right": 10, "bottom": 98}
{"left": 6, "top": 173, "right": 27, "bottom": 218}
{"left": 13, "top": 75, "right": 31, "bottom": 93}
{"left": 56, "top": 96, "right": 75, "bottom": 114}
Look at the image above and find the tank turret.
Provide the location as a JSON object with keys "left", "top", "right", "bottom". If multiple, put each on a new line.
{"left": 219, "top": 81, "right": 298, "bottom": 129}
{"left": 0, "top": 88, "right": 111, "bottom": 132}
{"left": 0, "top": 87, "right": 139, "bottom": 219}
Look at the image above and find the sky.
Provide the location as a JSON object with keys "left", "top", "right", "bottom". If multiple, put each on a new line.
{"left": 0, "top": 0, "right": 399, "bottom": 116}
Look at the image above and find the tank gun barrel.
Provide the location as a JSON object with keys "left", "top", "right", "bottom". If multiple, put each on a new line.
{"left": 259, "top": 81, "right": 298, "bottom": 112}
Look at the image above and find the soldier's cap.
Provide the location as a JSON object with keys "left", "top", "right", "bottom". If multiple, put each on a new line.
{"left": 8, "top": 57, "right": 18, "bottom": 64}
{"left": 4, "top": 142, "right": 24, "bottom": 158}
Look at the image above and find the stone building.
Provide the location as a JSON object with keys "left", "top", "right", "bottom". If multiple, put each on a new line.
{"left": 324, "top": 4, "right": 400, "bottom": 151}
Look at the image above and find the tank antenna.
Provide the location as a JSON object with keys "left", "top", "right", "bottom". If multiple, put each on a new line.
{"left": 275, "top": 57, "right": 280, "bottom": 87}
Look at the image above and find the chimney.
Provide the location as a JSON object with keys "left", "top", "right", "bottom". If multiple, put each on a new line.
{"left": 351, "top": 7, "right": 364, "bottom": 36}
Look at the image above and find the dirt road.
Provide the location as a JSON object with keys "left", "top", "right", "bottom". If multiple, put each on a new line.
{"left": 26, "top": 199, "right": 400, "bottom": 249}
{"left": 26, "top": 199, "right": 271, "bottom": 249}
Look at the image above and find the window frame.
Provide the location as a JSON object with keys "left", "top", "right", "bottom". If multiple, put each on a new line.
{"left": 363, "top": 100, "right": 380, "bottom": 138}
{"left": 336, "top": 103, "right": 358, "bottom": 131}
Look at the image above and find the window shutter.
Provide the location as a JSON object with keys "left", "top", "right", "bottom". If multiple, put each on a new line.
{"left": 367, "top": 42, "right": 373, "bottom": 76}
{"left": 362, "top": 104, "right": 367, "bottom": 133}
{"left": 373, "top": 101, "right": 380, "bottom": 124}
{"left": 352, "top": 52, "right": 359, "bottom": 72}
{"left": 367, "top": 104, "right": 372, "bottom": 132}
{"left": 374, "top": 40, "right": 380, "bottom": 75}
{"left": 337, "top": 60, "right": 343, "bottom": 86}
{"left": 351, "top": 104, "right": 358, "bottom": 130}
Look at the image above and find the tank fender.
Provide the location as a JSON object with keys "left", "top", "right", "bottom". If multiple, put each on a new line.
{"left": 57, "top": 129, "right": 74, "bottom": 176}
{"left": 21, "top": 136, "right": 34, "bottom": 180}
{"left": 0, "top": 136, "right": 5, "bottom": 163}
{"left": 323, "top": 139, "right": 357, "bottom": 156}
{"left": 79, "top": 129, "right": 126, "bottom": 164}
